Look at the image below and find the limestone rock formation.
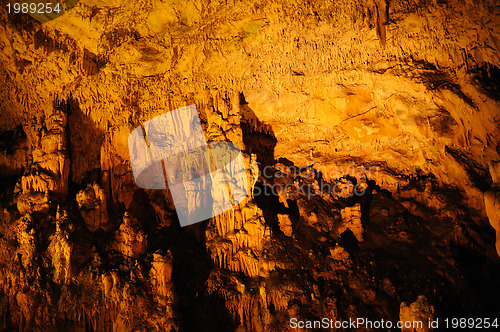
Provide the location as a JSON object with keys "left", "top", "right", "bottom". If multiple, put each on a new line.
{"left": 14, "top": 214, "right": 36, "bottom": 269}
{"left": 400, "top": 295, "right": 434, "bottom": 332}
{"left": 0, "top": 126, "right": 29, "bottom": 177}
{"left": 207, "top": 200, "right": 267, "bottom": 277}
{"left": 0, "top": 0, "right": 500, "bottom": 330}
{"left": 150, "top": 252, "right": 174, "bottom": 308}
{"left": 48, "top": 218, "right": 73, "bottom": 284}
{"left": 339, "top": 203, "right": 364, "bottom": 242}
{"left": 14, "top": 108, "right": 69, "bottom": 216}
{"left": 113, "top": 212, "right": 147, "bottom": 259}
{"left": 76, "top": 183, "right": 110, "bottom": 232}
{"left": 15, "top": 186, "right": 49, "bottom": 216}
{"left": 277, "top": 214, "right": 293, "bottom": 237}
{"left": 30, "top": 109, "right": 69, "bottom": 197}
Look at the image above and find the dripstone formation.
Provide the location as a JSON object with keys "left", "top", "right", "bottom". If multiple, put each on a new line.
{"left": 1, "top": 0, "right": 500, "bottom": 331}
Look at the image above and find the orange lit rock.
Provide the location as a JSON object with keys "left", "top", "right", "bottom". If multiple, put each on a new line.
{"left": 48, "top": 219, "right": 73, "bottom": 284}
{"left": 76, "top": 183, "right": 109, "bottom": 232}
{"left": 14, "top": 108, "right": 69, "bottom": 216}
{"left": 400, "top": 295, "right": 434, "bottom": 332}
{"left": 16, "top": 188, "right": 49, "bottom": 215}
{"left": 114, "top": 212, "right": 147, "bottom": 258}
{"left": 485, "top": 161, "right": 500, "bottom": 257}
{"left": 339, "top": 203, "right": 364, "bottom": 242}
{"left": 31, "top": 110, "right": 70, "bottom": 198}
{"left": 277, "top": 214, "right": 293, "bottom": 237}
{"left": 150, "top": 251, "right": 174, "bottom": 307}
{"left": 14, "top": 214, "right": 36, "bottom": 269}
{"left": 0, "top": 0, "right": 499, "bottom": 329}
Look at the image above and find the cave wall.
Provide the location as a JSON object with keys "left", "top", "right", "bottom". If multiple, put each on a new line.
{"left": 0, "top": 0, "right": 500, "bottom": 331}
{"left": 1, "top": 0, "right": 499, "bottom": 205}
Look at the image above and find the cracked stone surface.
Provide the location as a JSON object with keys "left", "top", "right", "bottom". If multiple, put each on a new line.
{"left": 0, "top": 0, "right": 500, "bottom": 331}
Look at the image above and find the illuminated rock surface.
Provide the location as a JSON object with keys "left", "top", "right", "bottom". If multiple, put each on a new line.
{"left": 76, "top": 182, "right": 109, "bottom": 232}
{"left": 399, "top": 295, "right": 434, "bottom": 332}
{"left": 0, "top": 0, "right": 499, "bottom": 330}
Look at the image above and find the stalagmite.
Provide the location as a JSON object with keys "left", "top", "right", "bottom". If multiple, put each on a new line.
{"left": 0, "top": 0, "right": 499, "bottom": 329}
{"left": 484, "top": 161, "right": 500, "bottom": 257}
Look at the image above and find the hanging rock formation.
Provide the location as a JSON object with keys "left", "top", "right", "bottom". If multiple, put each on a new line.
{"left": 14, "top": 108, "right": 69, "bottom": 216}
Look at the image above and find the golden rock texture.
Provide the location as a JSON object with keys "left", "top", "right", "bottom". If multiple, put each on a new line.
{"left": 0, "top": 0, "right": 499, "bottom": 331}
{"left": 76, "top": 183, "right": 110, "bottom": 232}
{"left": 113, "top": 212, "right": 148, "bottom": 258}
{"left": 399, "top": 295, "right": 434, "bottom": 332}
{"left": 48, "top": 218, "right": 73, "bottom": 284}
{"left": 339, "top": 203, "right": 364, "bottom": 241}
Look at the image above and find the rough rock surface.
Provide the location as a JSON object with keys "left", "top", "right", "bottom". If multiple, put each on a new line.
{"left": 0, "top": 0, "right": 499, "bottom": 331}
{"left": 400, "top": 295, "right": 434, "bottom": 332}
{"left": 76, "top": 183, "right": 109, "bottom": 232}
